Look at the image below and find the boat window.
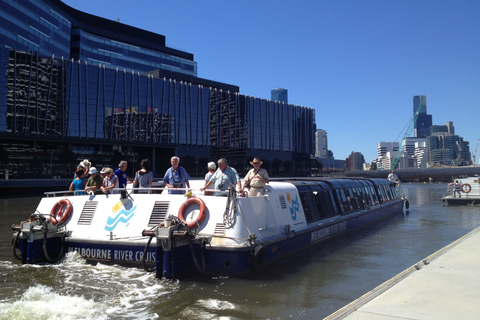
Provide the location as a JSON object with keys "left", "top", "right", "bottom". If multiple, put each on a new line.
{"left": 369, "top": 186, "right": 379, "bottom": 204}
{"left": 299, "top": 192, "right": 320, "bottom": 223}
{"left": 382, "top": 185, "right": 392, "bottom": 201}
{"left": 355, "top": 187, "right": 366, "bottom": 208}
{"left": 375, "top": 185, "right": 384, "bottom": 203}
{"left": 335, "top": 189, "right": 345, "bottom": 214}
{"left": 347, "top": 188, "right": 359, "bottom": 210}
{"left": 327, "top": 190, "right": 340, "bottom": 215}
{"left": 389, "top": 185, "right": 399, "bottom": 199}
{"left": 384, "top": 185, "right": 392, "bottom": 201}
{"left": 343, "top": 188, "right": 355, "bottom": 212}
{"left": 363, "top": 187, "right": 373, "bottom": 205}
{"left": 313, "top": 190, "right": 337, "bottom": 219}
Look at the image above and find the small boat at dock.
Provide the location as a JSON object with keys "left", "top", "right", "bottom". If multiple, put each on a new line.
{"left": 442, "top": 176, "right": 480, "bottom": 205}
{"left": 12, "top": 178, "right": 407, "bottom": 279}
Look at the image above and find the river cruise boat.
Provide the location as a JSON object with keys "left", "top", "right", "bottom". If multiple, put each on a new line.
{"left": 12, "top": 178, "right": 407, "bottom": 279}
{"left": 443, "top": 176, "right": 480, "bottom": 205}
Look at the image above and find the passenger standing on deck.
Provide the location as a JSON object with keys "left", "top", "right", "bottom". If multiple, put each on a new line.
{"left": 163, "top": 156, "right": 191, "bottom": 194}
{"left": 134, "top": 159, "right": 153, "bottom": 193}
{"left": 69, "top": 168, "right": 85, "bottom": 195}
{"left": 100, "top": 167, "right": 119, "bottom": 194}
{"left": 204, "top": 162, "right": 216, "bottom": 196}
{"left": 76, "top": 159, "right": 91, "bottom": 178}
{"left": 200, "top": 158, "right": 241, "bottom": 195}
{"left": 449, "top": 180, "right": 462, "bottom": 198}
{"left": 85, "top": 167, "right": 103, "bottom": 194}
{"left": 387, "top": 170, "right": 399, "bottom": 187}
{"left": 241, "top": 158, "right": 270, "bottom": 197}
{"left": 115, "top": 160, "right": 133, "bottom": 189}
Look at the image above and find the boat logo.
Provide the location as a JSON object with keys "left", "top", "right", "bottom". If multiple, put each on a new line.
{"left": 287, "top": 193, "right": 299, "bottom": 220}
{"left": 104, "top": 202, "right": 137, "bottom": 232}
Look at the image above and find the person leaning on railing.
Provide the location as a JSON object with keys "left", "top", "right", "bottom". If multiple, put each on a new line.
{"left": 134, "top": 159, "right": 153, "bottom": 193}
{"left": 200, "top": 158, "right": 241, "bottom": 196}
{"left": 84, "top": 167, "right": 103, "bottom": 194}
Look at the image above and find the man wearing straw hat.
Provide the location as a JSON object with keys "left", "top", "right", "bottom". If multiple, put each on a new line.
{"left": 241, "top": 158, "right": 269, "bottom": 197}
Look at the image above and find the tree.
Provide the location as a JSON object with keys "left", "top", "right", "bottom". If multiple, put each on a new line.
{"left": 369, "top": 162, "right": 377, "bottom": 170}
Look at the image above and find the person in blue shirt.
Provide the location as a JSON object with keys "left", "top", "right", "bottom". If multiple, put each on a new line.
{"left": 69, "top": 168, "right": 85, "bottom": 195}
{"left": 115, "top": 160, "right": 133, "bottom": 189}
{"left": 163, "top": 156, "right": 191, "bottom": 194}
{"left": 200, "top": 158, "right": 241, "bottom": 196}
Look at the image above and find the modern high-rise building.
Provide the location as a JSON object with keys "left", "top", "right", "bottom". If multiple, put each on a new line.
{"left": 345, "top": 152, "right": 365, "bottom": 171}
{"left": 377, "top": 142, "right": 399, "bottom": 158}
{"left": 413, "top": 95, "right": 432, "bottom": 138}
{"left": 314, "top": 129, "right": 328, "bottom": 158}
{"left": 271, "top": 88, "right": 288, "bottom": 103}
{"left": 0, "top": 0, "right": 316, "bottom": 177}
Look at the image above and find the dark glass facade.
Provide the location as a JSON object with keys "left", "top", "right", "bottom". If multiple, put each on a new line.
{"left": 0, "top": 0, "right": 316, "bottom": 178}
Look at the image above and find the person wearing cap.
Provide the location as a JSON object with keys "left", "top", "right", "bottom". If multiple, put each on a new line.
{"left": 200, "top": 158, "right": 241, "bottom": 196}
{"left": 204, "top": 162, "right": 216, "bottom": 196}
{"left": 85, "top": 167, "right": 103, "bottom": 194}
{"left": 100, "top": 167, "right": 119, "bottom": 194}
{"left": 241, "top": 158, "right": 270, "bottom": 197}
{"left": 115, "top": 160, "right": 133, "bottom": 189}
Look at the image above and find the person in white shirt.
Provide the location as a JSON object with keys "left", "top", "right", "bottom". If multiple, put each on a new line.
{"left": 387, "top": 170, "right": 399, "bottom": 187}
{"left": 100, "top": 167, "right": 119, "bottom": 194}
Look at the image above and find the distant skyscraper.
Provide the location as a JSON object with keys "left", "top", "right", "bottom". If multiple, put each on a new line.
{"left": 413, "top": 95, "right": 432, "bottom": 138}
{"left": 315, "top": 129, "right": 328, "bottom": 158}
{"left": 271, "top": 88, "right": 288, "bottom": 103}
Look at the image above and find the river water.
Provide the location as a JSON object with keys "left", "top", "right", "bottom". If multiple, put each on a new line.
{"left": 1, "top": 183, "right": 479, "bottom": 320}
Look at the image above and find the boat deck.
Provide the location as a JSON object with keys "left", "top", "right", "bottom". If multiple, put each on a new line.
{"left": 324, "top": 226, "right": 480, "bottom": 320}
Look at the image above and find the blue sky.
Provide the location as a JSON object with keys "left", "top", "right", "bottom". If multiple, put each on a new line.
{"left": 63, "top": 0, "right": 480, "bottom": 162}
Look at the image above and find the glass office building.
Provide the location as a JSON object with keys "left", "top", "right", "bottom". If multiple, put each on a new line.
{"left": 0, "top": 0, "right": 316, "bottom": 177}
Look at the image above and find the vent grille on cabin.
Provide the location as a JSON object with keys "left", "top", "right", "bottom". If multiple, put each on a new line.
{"left": 214, "top": 223, "right": 225, "bottom": 235}
{"left": 279, "top": 195, "right": 287, "bottom": 209}
{"left": 77, "top": 201, "right": 98, "bottom": 225}
{"left": 148, "top": 201, "right": 170, "bottom": 227}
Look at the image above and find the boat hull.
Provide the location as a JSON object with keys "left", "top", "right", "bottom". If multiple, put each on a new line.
{"left": 443, "top": 197, "right": 480, "bottom": 206}
{"left": 157, "top": 199, "right": 405, "bottom": 278}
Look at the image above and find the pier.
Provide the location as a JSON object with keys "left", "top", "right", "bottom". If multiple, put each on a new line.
{"left": 324, "top": 226, "right": 480, "bottom": 320}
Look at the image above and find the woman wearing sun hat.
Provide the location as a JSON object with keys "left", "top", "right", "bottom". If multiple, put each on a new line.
{"left": 100, "top": 167, "right": 119, "bottom": 194}
{"left": 241, "top": 158, "right": 269, "bottom": 197}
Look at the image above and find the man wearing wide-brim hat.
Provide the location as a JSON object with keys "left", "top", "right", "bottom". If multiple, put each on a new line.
{"left": 241, "top": 158, "right": 270, "bottom": 197}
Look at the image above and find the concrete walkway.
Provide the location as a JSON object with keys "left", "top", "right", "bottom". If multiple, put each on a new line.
{"left": 324, "top": 226, "right": 480, "bottom": 320}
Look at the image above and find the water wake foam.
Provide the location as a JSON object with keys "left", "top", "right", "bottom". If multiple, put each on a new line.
{"left": 0, "top": 284, "right": 108, "bottom": 320}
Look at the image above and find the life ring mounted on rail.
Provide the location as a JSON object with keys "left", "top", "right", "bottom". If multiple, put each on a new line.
{"left": 178, "top": 197, "right": 207, "bottom": 229}
{"left": 50, "top": 199, "right": 73, "bottom": 225}
{"left": 461, "top": 183, "right": 471, "bottom": 193}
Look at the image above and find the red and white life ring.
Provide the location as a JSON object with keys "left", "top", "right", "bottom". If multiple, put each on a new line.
{"left": 50, "top": 199, "right": 73, "bottom": 225}
{"left": 178, "top": 197, "right": 206, "bottom": 229}
{"left": 461, "top": 183, "right": 471, "bottom": 193}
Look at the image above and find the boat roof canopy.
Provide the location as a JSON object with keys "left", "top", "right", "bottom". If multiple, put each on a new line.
{"left": 284, "top": 178, "right": 390, "bottom": 192}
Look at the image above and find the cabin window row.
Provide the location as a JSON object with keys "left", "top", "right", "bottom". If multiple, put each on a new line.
{"left": 299, "top": 181, "right": 399, "bottom": 224}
